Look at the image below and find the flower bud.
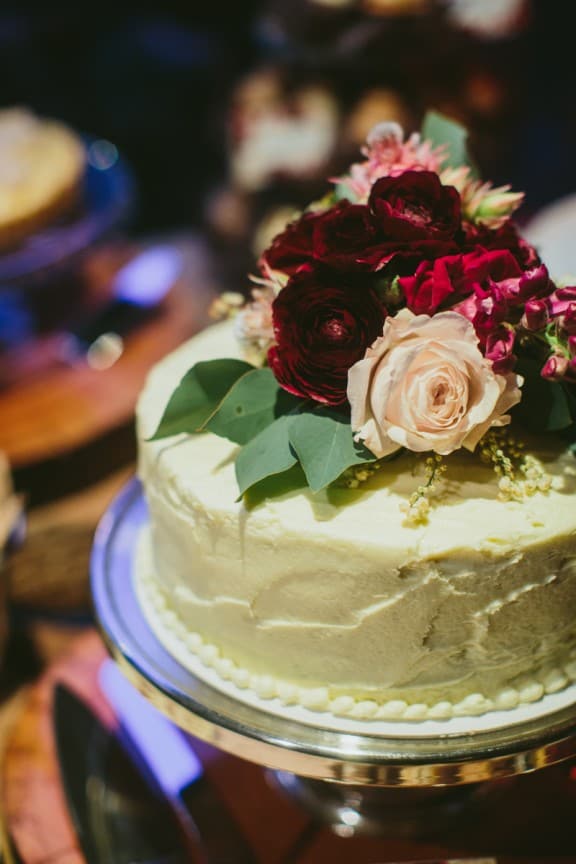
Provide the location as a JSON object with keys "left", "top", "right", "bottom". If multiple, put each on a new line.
{"left": 561, "top": 304, "right": 576, "bottom": 335}
{"left": 522, "top": 298, "right": 548, "bottom": 331}
{"left": 541, "top": 354, "right": 569, "bottom": 381}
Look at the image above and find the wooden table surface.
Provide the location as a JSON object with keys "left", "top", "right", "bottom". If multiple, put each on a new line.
{"left": 0, "top": 234, "right": 218, "bottom": 506}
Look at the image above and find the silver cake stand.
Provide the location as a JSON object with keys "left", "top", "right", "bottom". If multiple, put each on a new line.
{"left": 91, "top": 477, "right": 576, "bottom": 838}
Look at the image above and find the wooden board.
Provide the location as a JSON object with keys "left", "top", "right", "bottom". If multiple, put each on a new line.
{"left": 0, "top": 235, "right": 217, "bottom": 505}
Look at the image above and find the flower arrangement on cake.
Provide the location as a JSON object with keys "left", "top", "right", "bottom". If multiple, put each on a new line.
{"left": 153, "top": 111, "right": 576, "bottom": 522}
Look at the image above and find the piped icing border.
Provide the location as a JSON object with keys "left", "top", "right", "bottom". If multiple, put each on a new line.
{"left": 134, "top": 531, "right": 576, "bottom": 734}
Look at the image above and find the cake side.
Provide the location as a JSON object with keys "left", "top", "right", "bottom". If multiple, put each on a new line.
{"left": 136, "top": 319, "right": 576, "bottom": 720}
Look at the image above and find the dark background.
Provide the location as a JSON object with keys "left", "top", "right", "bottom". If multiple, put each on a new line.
{"left": 0, "top": 1, "right": 573, "bottom": 239}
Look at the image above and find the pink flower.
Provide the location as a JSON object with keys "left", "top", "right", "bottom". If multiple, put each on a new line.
{"left": 347, "top": 309, "right": 522, "bottom": 458}
{"left": 548, "top": 285, "right": 576, "bottom": 317}
{"left": 541, "top": 354, "right": 569, "bottom": 381}
{"left": 234, "top": 285, "right": 275, "bottom": 365}
{"left": 546, "top": 286, "right": 576, "bottom": 335}
{"left": 522, "top": 298, "right": 549, "bottom": 331}
{"left": 334, "top": 122, "right": 446, "bottom": 202}
{"left": 485, "top": 326, "right": 516, "bottom": 373}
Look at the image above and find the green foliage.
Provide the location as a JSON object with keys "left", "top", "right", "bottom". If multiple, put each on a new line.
{"left": 204, "top": 368, "right": 301, "bottom": 445}
{"left": 235, "top": 415, "right": 298, "bottom": 498}
{"left": 288, "top": 408, "right": 378, "bottom": 492}
{"left": 149, "top": 359, "right": 253, "bottom": 440}
{"left": 514, "top": 355, "right": 576, "bottom": 432}
{"left": 421, "top": 110, "right": 478, "bottom": 177}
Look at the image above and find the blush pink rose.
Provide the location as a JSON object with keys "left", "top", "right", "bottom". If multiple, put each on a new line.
{"left": 347, "top": 309, "right": 522, "bottom": 457}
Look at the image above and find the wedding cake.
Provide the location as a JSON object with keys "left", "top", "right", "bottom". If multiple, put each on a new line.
{"left": 135, "top": 113, "right": 576, "bottom": 722}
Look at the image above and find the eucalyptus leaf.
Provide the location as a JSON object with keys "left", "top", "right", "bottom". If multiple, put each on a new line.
{"left": 204, "top": 368, "right": 301, "bottom": 445}
{"left": 149, "top": 358, "right": 253, "bottom": 440}
{"left": 235, "top": 415, "right": 298, "bottom": 497}
{"left": 243, "top": 463, "right": 307, "bottom": 509}
{"left": 288, "top": 407, "right": 378, "bottom": 492}
{"left": 421, "top": 110, "right": 478, "bottom": 176}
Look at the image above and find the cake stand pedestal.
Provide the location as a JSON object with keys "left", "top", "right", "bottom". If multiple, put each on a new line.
{"left": 91, "top": 477, "right": 576, "bottom": 840}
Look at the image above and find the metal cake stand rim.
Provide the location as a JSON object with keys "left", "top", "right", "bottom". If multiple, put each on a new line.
{"left": 90, "top": 475, "right": 576, "bottom": 788}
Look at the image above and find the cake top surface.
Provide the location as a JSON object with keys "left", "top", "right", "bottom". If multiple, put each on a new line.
{"left": 139, "top": 316, "right": 576, "bottom": 558}
{"left": 148, "top": 110, "right": 576, "bottom": 525}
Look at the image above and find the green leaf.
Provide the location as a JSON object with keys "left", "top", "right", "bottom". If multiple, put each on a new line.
{"left": 235, "top": 415, "right": 298, "bottom": 497}
{"left": 514, "top": 356, "right": 576, "bottom": 432}
{"left": 421, "top": 109, "right": 478, "bottom": 176}
{"left": 149, "top": 358, "right": 253, "bottom": 440}
{"left": 204, "top": 368, "right": 301, "bottom": 445}
{"left": 288, "top": 408, "right": 377, "bottom": 492}
{"left": 243, "top": 463, "right": 307, "bottom": 509}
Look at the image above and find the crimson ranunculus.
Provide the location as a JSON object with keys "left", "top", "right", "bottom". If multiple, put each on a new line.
{"left": 263, "top": 202, "right": 380, "bottom": 275}
{"left": 369, "top": 170, "right": 462, "bottom": 241}
{"left": 262, "top": 210, "right": 317, "bottom": 275}
{"left": 268, "top": 273, "right": 386, "bottom": 405}
{"left": 312, "top": 202, "right": 380, "bottom": 270}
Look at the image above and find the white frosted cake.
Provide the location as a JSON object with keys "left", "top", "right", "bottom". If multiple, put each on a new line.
{"left": 134, "top": 115, "right": 576, "bottom": 722}
{"left": 136, "top": 318, "right": 576, "bottom": 721}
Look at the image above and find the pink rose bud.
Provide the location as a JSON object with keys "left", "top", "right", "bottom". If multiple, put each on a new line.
{"left": 523, "top": 298, "right": 548, "bottom": 330}
{"left": 548, "top": 285, "right": 576, "bottom": 317}
{"left": 541, "top": 354, "right": 569, "bottom": 381}
{"left": 561, "top": 304, "right": 576, "bottom": 335}
{"left": 569, "top": 335, "right": 576, "bottom": 356}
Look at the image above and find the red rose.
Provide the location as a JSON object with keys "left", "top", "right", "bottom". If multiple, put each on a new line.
{"left": 400, "top": 248, "right": 522, "bottom": 316}
{"left": 268, "top": 272, "right": 386, "bottom": 405}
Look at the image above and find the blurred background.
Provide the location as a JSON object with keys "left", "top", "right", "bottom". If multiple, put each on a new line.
{"left": 0, "top": 0, "right": 571, "bottom": 244}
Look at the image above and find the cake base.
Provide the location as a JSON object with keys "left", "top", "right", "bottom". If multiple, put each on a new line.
{"left": 91, "top": 477, "right": 576, "bottom": 787}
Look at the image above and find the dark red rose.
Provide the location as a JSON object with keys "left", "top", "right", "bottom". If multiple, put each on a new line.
{"left": 463, "top": 220, "right": 540, "bottom": 270}
{"left": 369, "top": 170, "right": 462, "bottom": 241}
{"left": 268, "top": 272, "right": 386, "bottom": 405}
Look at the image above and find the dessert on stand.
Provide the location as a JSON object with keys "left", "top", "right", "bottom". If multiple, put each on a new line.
{"left": 92, "top": 111, "right": 576, "bottom": 843}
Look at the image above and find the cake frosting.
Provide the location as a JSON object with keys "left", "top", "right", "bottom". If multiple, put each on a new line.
{"left": 136, "top": 318, "right": 576, "bottom": 721}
